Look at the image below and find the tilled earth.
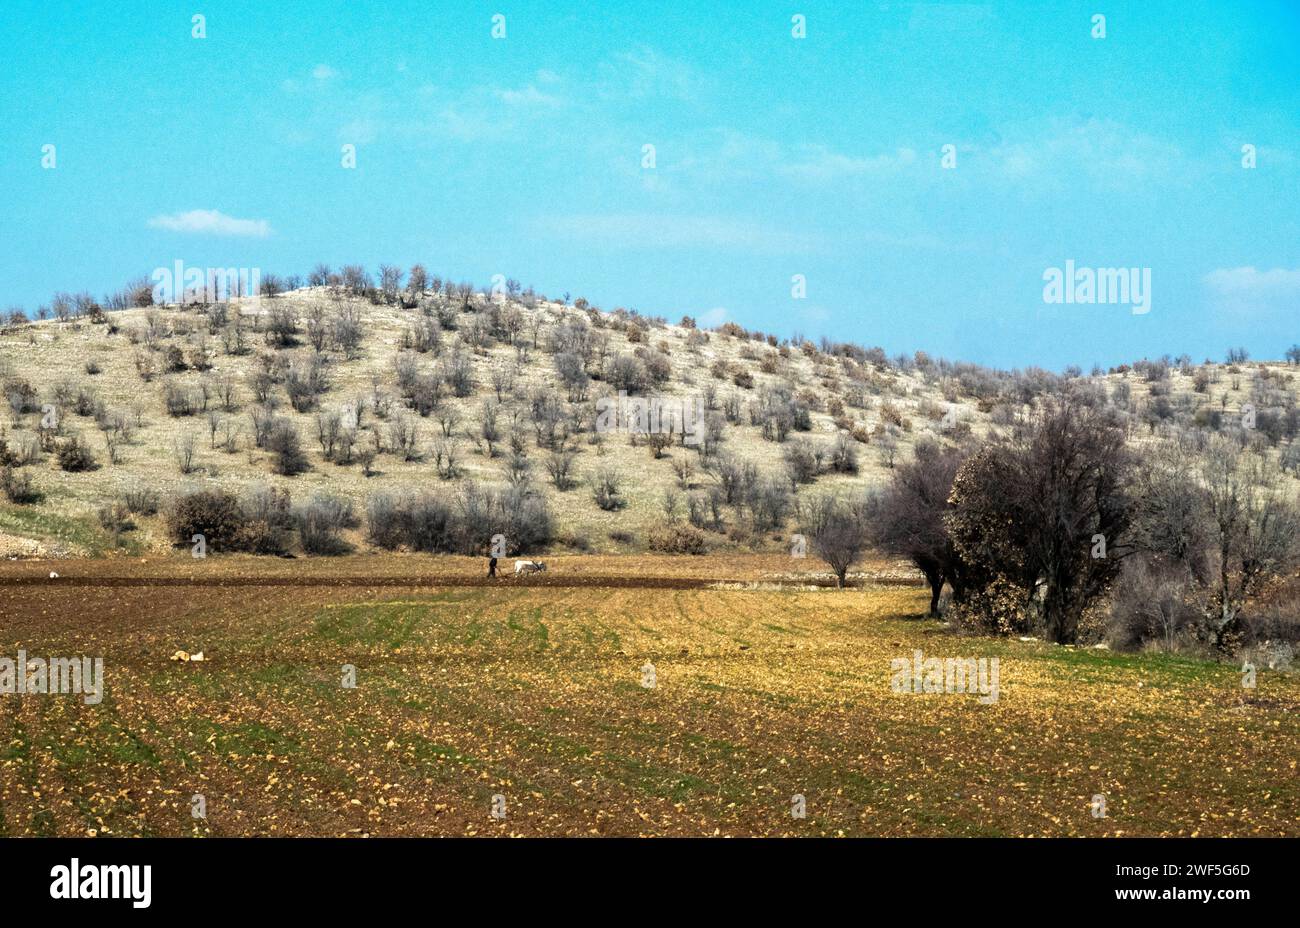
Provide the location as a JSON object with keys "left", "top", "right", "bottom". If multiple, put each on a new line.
{"left": 0, "top": 555, "right": 1295, "bottom": 837}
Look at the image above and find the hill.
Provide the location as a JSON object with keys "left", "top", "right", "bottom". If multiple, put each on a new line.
{"left": 1, "top": 275, "right": 1297, "bottom": 559}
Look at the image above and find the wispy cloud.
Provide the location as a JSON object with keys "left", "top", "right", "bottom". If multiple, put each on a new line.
{"left": 496, "top": 83, "right": 564, "bottom": 108}
{"left": 696, "top": 307, "right": 729, "bottom": 327}
{"left": 282, "top": 64, "right": 338, "bottom": 93}
{"left": 663, "top": 131, "right": 917, "bottom": 188}
{"left": 780, "top": 145, "right": 918, "bottom": 182}
{"left": 599, "top": 47, "right": 705, "bottom": 101}
{"left": 987, "top": 117, "right": 1187, "bottom": 188}
{"left": 1204, "top": 266, "right": 1300, "bottom": 310}
{"left": 147, "top": 210, "right": 271, "bottom": 238}
{"left": 538, "top": 213, "right": 819, "bottom": 253}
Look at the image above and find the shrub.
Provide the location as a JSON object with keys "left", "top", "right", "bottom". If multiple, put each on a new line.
{"left": 592, "top": 468, "right": 624, "bottom": 511}
{"left": 237, "top": 485, "right": 295, "bottom": 554}
{"left": 295, "top": 493, "right": 357, "bottom": 555}
{"left": 267, "top": 419, "right": 309, "bottom": 476}
{"left": 0, "top": 465, "right": 38, "bottom": 504}
{"left": 167, "top": 490, "right": 246, "bottom": 551}
{"left": 455, "top": 482, "right": 553, "bottom": 554}
{"left": 783, "top": 440, "right": 820, "bottom": 485}
{"left": 868, "top": 438, "right": 968, "bottom": 615}
{"left": 163, "top": 345, "right": 187, "bottom": 372}
{"left": 1106, "top": 558, "right": 1202, "bottom": 652}
{"left": 163, "top": 381, "right": 197, "bottom": 417}
{"left": 605, "top": 353, "right": 648, "bottom": 393}
{"left": 829, "top": 432, "right": 859, "bottom": 474}
{"left": 97, "top": 502, "right": 135, "bottom": 542}
{"left": 546, "top": 449, "right": 578, "bottom": 490}
{"left": 946, "top": 399, "right": 1134, "bottom": 643}
{"left": 56, "top": 435, "right": 98, "bottom": 472}
{"left": 369, "top": 491, "right": 448, "bottom": 552}
{"left": 746, "top": 477, "right": 792, "bottom": 533}
{"left": 647, "top": 521, "right": 708, "bottom": 555}
{"left": 366, "top": 484, "right": 551, "bottom": 555}
{"left": 122, "top": 484, "right": 160, "bottom": 515}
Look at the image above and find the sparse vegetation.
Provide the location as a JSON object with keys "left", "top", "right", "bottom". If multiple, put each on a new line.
{"left": 0, "top": 277, "right": 1296, "bottom": 672}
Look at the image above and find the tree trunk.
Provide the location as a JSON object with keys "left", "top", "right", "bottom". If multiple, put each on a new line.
{"left": 923, "top": 568, "right": 943, "bottom": 617}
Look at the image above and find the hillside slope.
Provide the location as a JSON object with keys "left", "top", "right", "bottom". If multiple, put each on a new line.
{"left": 0, "top": 282, "right": 1295, "bottom": 557}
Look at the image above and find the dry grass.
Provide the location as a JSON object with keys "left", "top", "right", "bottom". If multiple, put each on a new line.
{"left": 0, "top": 291, "right": 979, "bottom": 554}
{"left": 4, "top": 293, "right": 1298, "bottom": 556}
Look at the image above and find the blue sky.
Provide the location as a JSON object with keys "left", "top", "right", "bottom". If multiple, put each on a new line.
{"left": 1, "top": 0, "right": 1297, "bottom": 369}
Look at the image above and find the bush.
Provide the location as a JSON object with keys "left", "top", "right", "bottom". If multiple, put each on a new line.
{"left": 122, "top": 484, "right": 160, "bottom": 515}
{"left": 0, "top": 465, "right": 38, "bottom": 504}
{"left": 800, "top": 493, "right": 870, "bottom": 587}
{"left": 368, "top": 490, "right": 456, "bottom": 553}
{"left": 783, "top": 440, "right": 819, "bottom": 485}
{"left": 829, "top": 432, "right": 859, "bottom": 474}
{"left": 163, "top": 381, "right": 197, "bottom": 417}
{"left": 167, "top": 490, "right": 246, "bottom": 551}
{"left": 267, "top": 420, "right": 309, "bottom": 476}
{"left": 97, "top": 502, "right": 135, "bottom": 542}
{"left": 946, "top": 399, "right": 1133, "bottom": 643}
{"left": 592, "top": 468, "right": 624, "bottom": 511}
{"left": 1106, "top": 558, "right": 1201, "bottom": 652}
{"left": 868, "top": 438, "right": 968, "bottom": 616}
{"left": 455, "top": 482, "right": 553, "bottom": 555}
{"left": 237, "top": 485, "right": 295, "bottom": 554}
{"left": 56, "top": 435, "right": 98, "bottom": 472}
{"left": 366, "top": 484, "right": 552, "bottom": 555}
{"left": 647, "top": 521, "right": 708, "bottom": 555}
{"left": 295, "top": 493, "right": 357, "bottom": 555}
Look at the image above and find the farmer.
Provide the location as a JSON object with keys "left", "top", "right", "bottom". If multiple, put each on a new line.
{"left": 488, "top": 556, "right": 498, "bottom": 578}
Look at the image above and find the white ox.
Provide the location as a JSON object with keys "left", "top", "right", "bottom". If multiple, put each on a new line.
{"left": 514, "top": 559, "right": 546, "bottom": 575}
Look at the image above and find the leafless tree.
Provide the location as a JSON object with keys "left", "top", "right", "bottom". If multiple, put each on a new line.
{"left": 801, "top": 493, "right": 871, "bottom": 588}
{"left": 173, "top": 431, "right": 198, "bottom": 474}
{"left": 869, "top": 438, "right": 969, "bottom": 615}
{"left": 1200, "top": 437, "right": 1300, "bottom": 649}
{"left": 946, "top": 398, "right": 1135, "bottom": 643}
{"left": 546, "top": 449, "right": 577, "bottom": 490}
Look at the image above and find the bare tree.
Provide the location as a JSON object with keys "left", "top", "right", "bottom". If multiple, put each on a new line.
{"left": 378, "top": 265, "right": 404, "bottom": 304}
{"left": 946, "top": 397, "right": 1135, "bottom": 643}
{"left": 1200, "top": 437, "right": 1300, "bottom": 649}
{"left": 173, "top": 431, "right": 198, "bottom": 474}
{"left": 801, "top": 493, "right": 871, "bottom": 588}
{"left": 546, "top": 449, "right": 577, "bottom": 490}
{"left": 407, "top": 264, "right": 428, "bottom": 301}
{"left": 869, "top": 438, "right": 968, "bottom": 615}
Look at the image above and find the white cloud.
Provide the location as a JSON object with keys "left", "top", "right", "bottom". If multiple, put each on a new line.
{"left": 988, "top": 117, "right": 1186, "bottom": 188}
{"left": 781, "top": 145, "right": 917, "bottom": 181}
{"left": 147, "top": 210, "right": 271, "bottom": 238}
{"left": 600, "top": 47, "right": 703, "bottom": 100}
{"left": 539, "top": 213, "right": 819, "bottom": 253}
{"left": 696, "top": 307, "right": 728, "bottom": 328}
{"left": 1204, "top": 266, "right": 1300, "bottom": 306}
{"left": 312, "top": 64, "right": 338, "bottom": 81}
{"left": 339, "top": 118, "right": 378, "bottom": 144}
{"left": 664, "top": 131, "right": 916, "bottom": 188}
{"left": 496, "top": 84, "right": 563, "bottom": 108}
